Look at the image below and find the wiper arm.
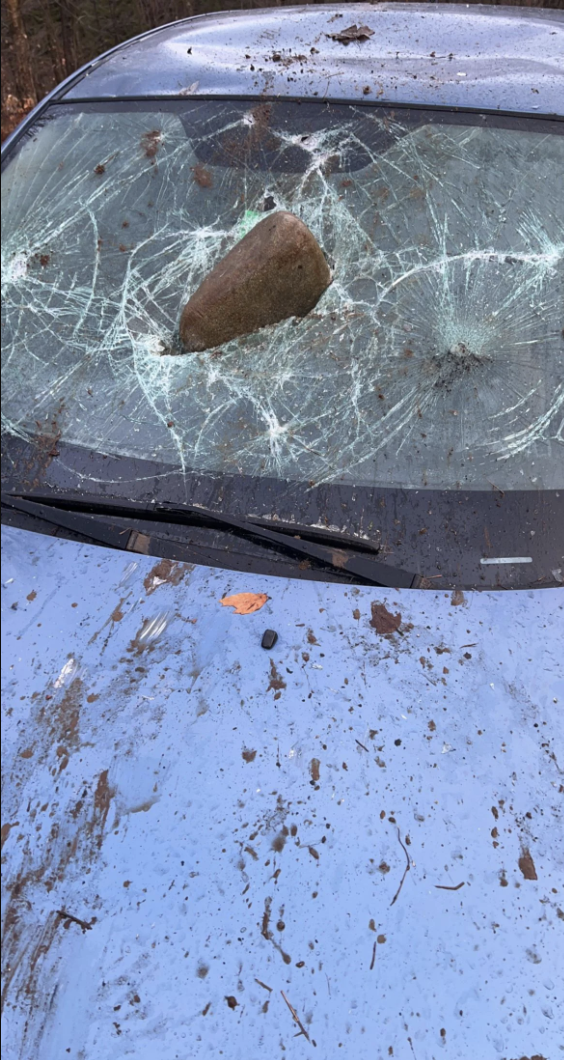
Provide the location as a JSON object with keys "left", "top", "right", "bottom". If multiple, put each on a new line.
{"left": 1, "top": 493, "right": 422, "bottom": 589}
{"left": 1, "top": 493, "right": 137, "bottom": 551}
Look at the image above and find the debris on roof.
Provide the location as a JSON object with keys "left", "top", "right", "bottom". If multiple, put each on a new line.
{"left": 328, "top": 24, "right": 375, "bottom": 45}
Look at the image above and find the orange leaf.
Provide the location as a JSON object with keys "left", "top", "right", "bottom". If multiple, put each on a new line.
{"left": 220, "top": 592, "right": 269, "bottom": 615}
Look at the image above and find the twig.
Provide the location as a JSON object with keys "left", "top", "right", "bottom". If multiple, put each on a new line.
{"left": 435, "top": 882, "right": 465, "bottom": 891}
{"left": 255, "top": 978, "right": 272, "bottom": 993}
{"left": 390, "top": 827, "right": 410, "bottom": 907}
{"left": 56, "top": 910, "right": 92, "bottom": 932}
{"left": 356, "top": 739, "right": 369, "bottom": 752}
{"left": 369, "top": 941, "right": 377, "bottom": 970}
{"left": 281, "top": 990, "right": 311, "bottom": 1042}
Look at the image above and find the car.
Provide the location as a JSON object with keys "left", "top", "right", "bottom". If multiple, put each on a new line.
{"left": 2, "top": 4, "right": 563, "bottom": 1058}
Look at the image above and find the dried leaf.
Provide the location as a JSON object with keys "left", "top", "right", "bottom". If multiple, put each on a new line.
{"left": 220, "top": 592, "right": 269, "bottom": 615}
{"left": 328, "top": 24, "right": 374, "bottom": 45}
{"left": 178, "top": 81, "right": 199, "bottom": 97}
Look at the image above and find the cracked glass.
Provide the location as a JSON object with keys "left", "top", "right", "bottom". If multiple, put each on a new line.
{"left": 2, "top": 101, "right": 563, "bottom": 494}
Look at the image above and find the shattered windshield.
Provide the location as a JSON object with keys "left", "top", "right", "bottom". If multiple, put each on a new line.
{"left": 1, "top": 100, "right": 563, "bottom": 493}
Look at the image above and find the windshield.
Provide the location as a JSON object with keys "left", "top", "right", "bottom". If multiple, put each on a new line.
{"left": 2, "top": 100, "right": 563, "bottom": 586}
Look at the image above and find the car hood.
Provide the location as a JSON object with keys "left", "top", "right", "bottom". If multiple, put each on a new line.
{"left": 1, "top": 525, "right": 562, "bottom": 1059}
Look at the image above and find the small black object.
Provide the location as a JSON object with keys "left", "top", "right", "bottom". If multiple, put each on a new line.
{"left": 261, "top": 629, "right": 278, "bottom": 650}
{"left": 263, "top": 195, "right": 276, "bottom": 212}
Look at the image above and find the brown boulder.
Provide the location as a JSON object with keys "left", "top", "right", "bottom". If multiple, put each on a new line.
{"left": 179, "top": 211, "right": 331, "bottom": 352}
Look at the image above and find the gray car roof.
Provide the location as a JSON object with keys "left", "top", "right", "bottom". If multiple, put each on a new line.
{"left": 61, "top": 3, "right": 564, "bottom": 116}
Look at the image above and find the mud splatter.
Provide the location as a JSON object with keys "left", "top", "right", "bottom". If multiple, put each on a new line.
{"left": 1, "top": 912, "right": 61, "bottom": 1019}
{"left": 261, "top": 897, "right": 291, "bottom": 965}
{"left": 26, "top": 590, "right": 37, "bottom": 602}
{"left": 272, "top": 832, "right": 287, "bottom": 853}
{"left": 89, "top": 770, "right": 115, "bottom": 846}
{"left": 518, "top": 846, "right": 538, "bottom": 881}
{"left": 141, "top": 130, "right": 161, "bottom": 160}
{"left": 143, "top": 559, "right": 189, "bottom": 595}
{"left": 267, "top": 660, "right": 286, "bottom": 697}
{"left": 19, "top": 409, "right": 62, "bottom": 491}
{"left": 192, "top": 163, "right": 213, "bottom": 188}
{"left": 1, "top": 822, "right": 19, "bottom": 850}
{"left": 261, "top": 897, "right": 272, "bottom": 939}
{"left": 110, "top": 599, "right": 126, "bottom": 622}
{"left": 370, "top": 602, "right": 401, "bottom": 635}
{"left": 310, "top": 758, "right": 320, "bottom": 783}
{"left": 242, "top": 748, "right": 257, "bottom": 763}
{"left": 1, "top": 769, "right": 114, "bottom": 1028}
{"left": 45, "top": 677, "right": 82, "bottom": 752}
{"left": 451, "top": 589, "right": 466, "bottom": 606}
{"left": 127, "top": 613, "right": 169, "bottom": 654}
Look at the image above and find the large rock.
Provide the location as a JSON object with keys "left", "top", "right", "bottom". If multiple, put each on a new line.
{"left": 179, "top": 211, "right": 331, "bottom": 352}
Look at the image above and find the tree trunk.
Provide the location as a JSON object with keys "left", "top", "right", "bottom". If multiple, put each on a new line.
{"left": 58, "top": 0, "right": 77, "bottom": 76}
{"left": 42, "top": 0, "right": 65, "bottom": 87}
{"left": 5, "top": 0, "right": 37, "bottom": 106}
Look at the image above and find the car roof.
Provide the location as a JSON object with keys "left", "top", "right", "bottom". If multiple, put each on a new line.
{"left": 61, "top": 2, "right": 564, "bottom": 116}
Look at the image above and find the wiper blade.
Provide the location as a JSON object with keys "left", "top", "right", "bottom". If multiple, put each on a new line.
{"left": 156, "top": 501, "right": 422, "bottom": 589}
{"left": 1, "top": 493, "right": 422, "bottom": 589}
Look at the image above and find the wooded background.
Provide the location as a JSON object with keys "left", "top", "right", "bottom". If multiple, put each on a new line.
{"left": 2, "top": 0, "right": 561, "bottom": 140}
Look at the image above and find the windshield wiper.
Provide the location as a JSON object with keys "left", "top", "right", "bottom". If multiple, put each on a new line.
{"left": 1, "top": 493, "right": 422, "bottom": 589}
{"left": 156, "top": 500, "right": 422, "bottom": 588}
